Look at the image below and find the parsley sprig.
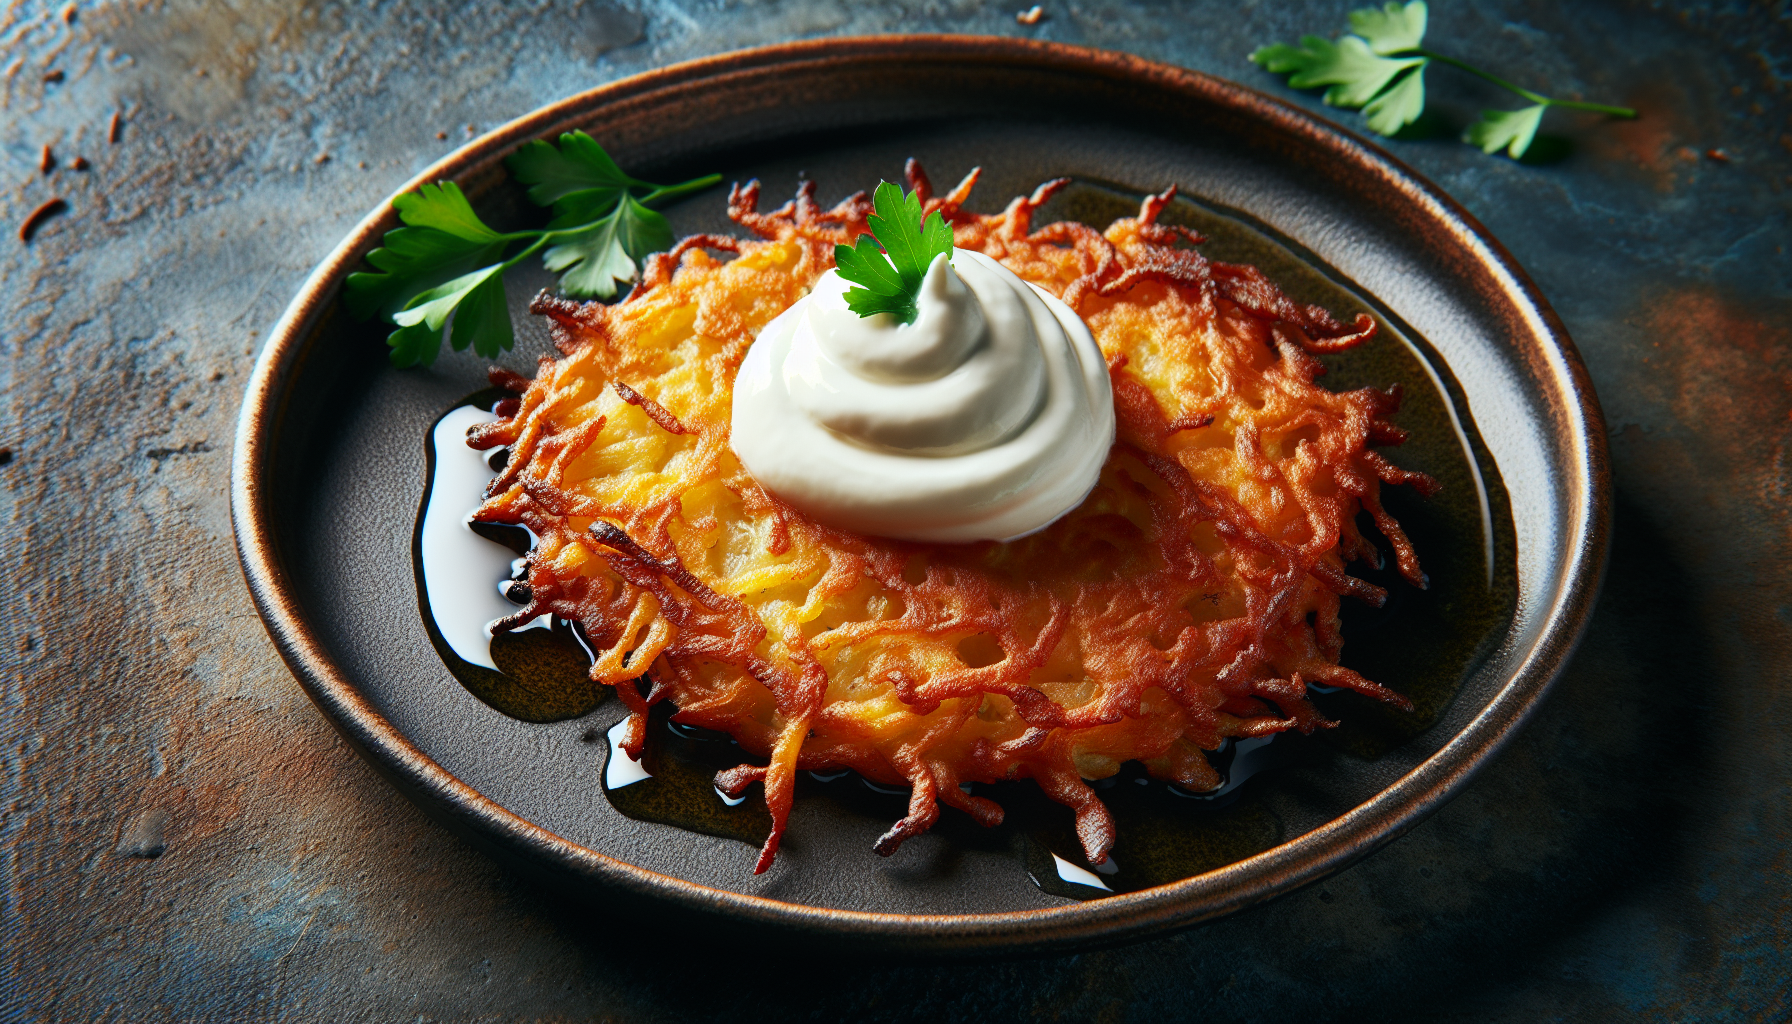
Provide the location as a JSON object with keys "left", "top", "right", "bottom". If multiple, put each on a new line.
{"left": 833, "top": 181, "right": 955, "bottom": 325}
{"left": 1250, "top": 1, "right": 1636, "bottom": 159}
{"left": 345, "top": 131, "right": 719, "bottom": 367}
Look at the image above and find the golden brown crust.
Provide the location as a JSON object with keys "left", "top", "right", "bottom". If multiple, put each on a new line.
{"left": 468, "top": 166, "right": 1433, "bottom": 873}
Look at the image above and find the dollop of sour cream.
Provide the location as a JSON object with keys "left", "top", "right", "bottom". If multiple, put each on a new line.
{"left": 731, "top": 248, "right": 1113, "bottom": 543}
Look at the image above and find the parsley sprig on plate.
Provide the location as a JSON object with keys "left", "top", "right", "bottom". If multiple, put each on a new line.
{"left": 1250, "top": 1, "right": 1636, "bottom": 158}
{"left": 833, "top": 181, "right": 955, "bottom": 325}
{"left": 345, "top": 131, "right": 719, "bottom": 367}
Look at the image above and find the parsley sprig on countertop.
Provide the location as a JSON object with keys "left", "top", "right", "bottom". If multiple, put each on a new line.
{"left": 1250, "top": 1, "right": 1636, "bottom": 159}
{"left": 834, "top": 181, "right": 955, "bottom": 325}
{"left": 345, "top": 131, "right": 719, "bottom": 367}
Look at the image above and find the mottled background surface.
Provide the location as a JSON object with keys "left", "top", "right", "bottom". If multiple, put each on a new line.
{"left": 2, "top": 1, "right": 1788, "bottom": 1020}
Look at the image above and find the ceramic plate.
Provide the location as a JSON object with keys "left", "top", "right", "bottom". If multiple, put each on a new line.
{"left": 231, "top": 36, "right": 1608, "bottom": 956}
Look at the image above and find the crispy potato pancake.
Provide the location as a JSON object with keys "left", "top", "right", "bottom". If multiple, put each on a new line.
{"left": 468, "top": 162, "right": 1434, "bottom": 873}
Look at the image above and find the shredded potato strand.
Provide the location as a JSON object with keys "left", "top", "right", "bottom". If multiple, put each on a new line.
{"left": 469, "top": 163, "right": 1434, "bottom": 873}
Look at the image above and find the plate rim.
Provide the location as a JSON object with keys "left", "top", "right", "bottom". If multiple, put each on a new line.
{"left": 229, "top": 33, "right": 1611, "bottom": 955}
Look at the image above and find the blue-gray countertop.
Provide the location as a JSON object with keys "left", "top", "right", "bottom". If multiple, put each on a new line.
{"left": 3, "top": 1, "right": 1788, "bottom": 1019}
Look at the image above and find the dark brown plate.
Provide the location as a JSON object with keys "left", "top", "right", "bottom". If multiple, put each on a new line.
{"left": 230, "top": 35, "right": 1609, "bottom": 956}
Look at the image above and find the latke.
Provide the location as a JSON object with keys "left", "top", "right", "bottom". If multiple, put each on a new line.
{"left": 467, "top": 162, "right": 1434, "bottom": 873}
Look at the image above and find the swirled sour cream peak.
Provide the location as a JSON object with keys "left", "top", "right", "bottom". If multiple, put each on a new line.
{"left": 731, "top": 249, "right": 1114, "bottom": 543}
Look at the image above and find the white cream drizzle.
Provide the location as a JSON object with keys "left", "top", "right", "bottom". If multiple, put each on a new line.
{"left": 420, "top": 406, "right": 514, "bottom": 671}
{"left": 1051, "top": 852, "right": 1114, "bottom": 892}
{"left": 731, "top": 249, "right": 1114, "bottom": 543}
{"left": 605, "top": 719, "right": 652, "bottom": 789}
{"left": 421, "top": 405, "right": 557, "bottom": 672}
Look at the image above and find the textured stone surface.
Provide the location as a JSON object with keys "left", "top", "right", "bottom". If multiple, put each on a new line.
{"left": 2, "top": 0, "right": 1787, "bottom": 1019}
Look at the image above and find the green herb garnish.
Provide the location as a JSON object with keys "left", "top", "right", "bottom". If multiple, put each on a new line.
{"left": 832, "top": 181, "right": 955, "bottom": 325}
{"left": 1250, "top": 1, "right": 1636, "bottom": 159}
{"left": 345, "top": 131, "right": 720, "bottom": 367}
